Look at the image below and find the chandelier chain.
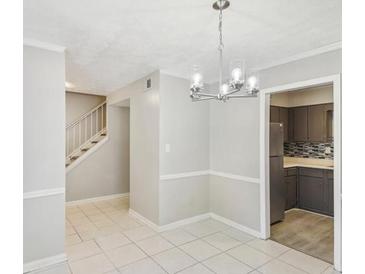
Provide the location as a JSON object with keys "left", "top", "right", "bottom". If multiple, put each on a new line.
{"left": 219, "top": 7, "right": 223, "bottom": 50}
{"left": 218, "top": 5, "right": 224, "bottom": 91}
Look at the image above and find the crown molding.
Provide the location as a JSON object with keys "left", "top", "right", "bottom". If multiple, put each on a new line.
{"left": 254, "top": 41, "right": 342, "bottom": 71}
{"left": 23, "top": 38, "right": 66, "bottom": 52}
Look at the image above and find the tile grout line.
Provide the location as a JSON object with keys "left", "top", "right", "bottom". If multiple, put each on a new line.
{"left": 65, "top": 198, "right": 331, "bottom": 274}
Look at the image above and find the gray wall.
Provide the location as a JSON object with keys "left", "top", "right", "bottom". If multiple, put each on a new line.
{"left": 66, "top": 106, "right": 130, "bottom": 201}
{"left": 159, "top": 74, "right": 210, "bottom": 225}
{"left": 109, "top": 49, "right": 341, "bottom": 230}
{"left": 209, "top": 95, "right": 261, "bottom": 231}
{"left": 23, "top": 45, "right": 65, "bottom": 263}
{"left": 66, "top": 91, "right": 105, "bottom": 125}
{"left": 129, "top": 71, "right": 161, "bottom": 224}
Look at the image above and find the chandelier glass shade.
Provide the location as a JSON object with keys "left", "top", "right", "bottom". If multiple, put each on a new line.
{"left": 190, "top": 0, "right": 259, "bottom": 102}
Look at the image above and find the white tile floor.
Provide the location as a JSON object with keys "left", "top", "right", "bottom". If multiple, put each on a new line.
{"left": 56, "top": 197, "right": 340, "bottom": 274}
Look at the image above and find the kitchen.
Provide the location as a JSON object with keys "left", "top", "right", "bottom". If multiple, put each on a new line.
{"left": 269, "top": 84, "right": 334, "bottom": 264}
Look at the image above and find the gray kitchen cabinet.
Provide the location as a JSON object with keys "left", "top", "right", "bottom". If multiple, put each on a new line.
{"left": 299, "top": 174, "right": 325, "bottom": 212}
{"left": 284, "top": 168, "right": 297, "bottom": 210}
{"left": 298, "top": 167, "right": 334, "bottom": 216}
{"left": 308, "top": 104, "right": 326, "bottom": 142}
{"left": 288, "top": 108, "right": 294, "bottom": 142}
{"left": 292, "top": 107, "right": 308, "bottom": 142}
{"left": 324, "top": 104, "right": 334, "bottom": 142}
{"left": 270, "top": 106, "right": 280, "bottom": 123}
{"left": 327, "top": 171, "right": 334, "bottom": 216}
{"left": 279, "top": 107, "right": 289, "bottom": 142}
{"left": 287, "top": 103, "right": 333, "bottom": 143}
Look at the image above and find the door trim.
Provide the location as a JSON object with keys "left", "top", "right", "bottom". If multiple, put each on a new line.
{"left": 259, "top": 74, "right": 341, "bottom": 271}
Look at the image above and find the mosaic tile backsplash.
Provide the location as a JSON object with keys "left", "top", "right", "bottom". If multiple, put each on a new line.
{"left": 284, "top": 142, "right": 334, "bottom": 159}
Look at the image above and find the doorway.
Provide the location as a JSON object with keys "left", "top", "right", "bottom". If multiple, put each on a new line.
{"left": 259, "top": 75, "right": 341, "bottom": 271}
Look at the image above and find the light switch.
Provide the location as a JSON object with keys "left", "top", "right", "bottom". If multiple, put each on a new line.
{"left": 165, "top": 144, "right": 171, "bottom": 153}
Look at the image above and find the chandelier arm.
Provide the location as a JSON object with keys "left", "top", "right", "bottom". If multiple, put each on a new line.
{"left": 192, "top": 97, "right": 217, "bottom": 102}
{"left": 226, "top": 94, "right": 258, "bottom": 98}
{"left": 224, "top": 88, "right": 241, "bottom": 96}
{"left": 196, "top": 92, "right": 218, "bottom": 98}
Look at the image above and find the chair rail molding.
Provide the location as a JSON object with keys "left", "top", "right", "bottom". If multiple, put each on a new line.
{"left": 159, "top": 169, "right": 259, "bottom": 184}
{"left": 23, "top": 38, "right": 66, "bottom": 52}
{"left": 23, "top": 188, "right": 65, "bottom": 200}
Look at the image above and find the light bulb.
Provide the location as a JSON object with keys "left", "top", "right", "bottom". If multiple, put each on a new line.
{"left": 221, "top": 83, "right": 229, "bottom": 95}
{"left": 231, "top": 68, "right": 242, "bottom": 82}
{"left": 247, "top": 76, "right": 257, "bottom": 89}
{"left": 192, "top": 73, "right": 202, "bottom": 86}
{"left": 65, "top": 81, "right": 75, "bottom": 89}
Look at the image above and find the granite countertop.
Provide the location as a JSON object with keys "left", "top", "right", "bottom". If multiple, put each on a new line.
{"left": 284, "top": 157, "right": 334, "bottom": 170}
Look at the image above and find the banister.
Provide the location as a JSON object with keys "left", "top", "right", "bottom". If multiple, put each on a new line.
{"left": 66, "top": 101, "right": 106, "bottom": 129}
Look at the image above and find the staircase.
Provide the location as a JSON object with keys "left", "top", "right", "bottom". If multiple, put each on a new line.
{"left": 66, "top": 101, "right": 107, "bottom": 169}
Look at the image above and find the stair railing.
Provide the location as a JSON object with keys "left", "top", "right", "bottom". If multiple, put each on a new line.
{"left": 66, "top": 101, "right": 107, "bottom": 160}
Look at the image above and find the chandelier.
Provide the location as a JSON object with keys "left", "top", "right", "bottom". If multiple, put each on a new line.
{"left": 190, "top": 0, "right": 259, "bottom": 102}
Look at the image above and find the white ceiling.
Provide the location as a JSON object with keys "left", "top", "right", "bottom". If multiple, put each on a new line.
{"left": 24, "top": 0, "right": 341, "bottom": 95}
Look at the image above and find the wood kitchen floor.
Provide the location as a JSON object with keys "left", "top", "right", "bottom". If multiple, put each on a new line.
{"left": 270, "top": 208, "right": 334, "bottom": 264}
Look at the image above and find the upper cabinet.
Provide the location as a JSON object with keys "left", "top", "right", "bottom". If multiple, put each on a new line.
{"left": 292, "top": 106, "right": 308, "bottom": 142}
{"left": 270, "top": 106, "right": 280, "bottom": 123}
{"left": 308, "top": 105, "right": 326, "bottom": 142}
{"left": 271, "top": 103, "right": 333, "bottom": 143}
{"left": 279, "top": 108, "right": 288, "bottom": 142}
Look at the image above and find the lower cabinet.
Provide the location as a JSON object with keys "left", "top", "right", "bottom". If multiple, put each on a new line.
{"left": 299, "top": 175, "right": 326, "bottom": 213}
{"left": 284, "top": 167, "right": 333, "bottom": 216}
{"left": 327, "top": 171, "right": 334, "bottom": 216}
{"left": 284, "top": 168, "right": 297, "bottom": 210}
{"left": 298, "top": 167, "right": 334, "bottom": 216}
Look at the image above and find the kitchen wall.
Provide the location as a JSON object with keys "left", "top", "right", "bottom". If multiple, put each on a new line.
{"left": 23, "top": 45, "right": 65, "bottom": 267}
{"left": 271, "top": 85, "right": 333, "bottom": 108}
{"left": 271, "top": 85, "right": 334, "bottom": 160}
{"left": 66, "top": 105, "right": 130, "bottom": 201}
{"left": 284, "top": 142, "right": 334, "bottom": 159}
{"left": 159, "top": 73, "right": 210, "bottom": 225}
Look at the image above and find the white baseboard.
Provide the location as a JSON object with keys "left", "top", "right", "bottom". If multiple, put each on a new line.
{"left": 209, "top": 213, "right": 261, "bottom": 238}
{"left": 23, "top": 253, "right": 67, "bottom": 273}
{"left": 128, "top": 209, "right": 160, "bottom": 231}
{"left": 159, "top": 213, "right": 211, "bottom": 232}
{"left": 128, "top": 208, "right": 259, "bottom": 238}
{"left": 66, "top": 192, "right": 129, "bottom": 206}
{"left": 129, "top": 209, "right": 210, "bottom": 232}
{"left": 285, "top": 207, "right": 334, "bottom": 219}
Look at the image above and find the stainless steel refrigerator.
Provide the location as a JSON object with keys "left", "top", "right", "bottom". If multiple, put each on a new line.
{"left": 270, "top": 123, "right": 285, "bottom": 224}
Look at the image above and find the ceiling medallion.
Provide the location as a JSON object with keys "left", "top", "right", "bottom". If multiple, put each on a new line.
{"left": 190, "top": 0, "right": 259, "bottom": 102}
